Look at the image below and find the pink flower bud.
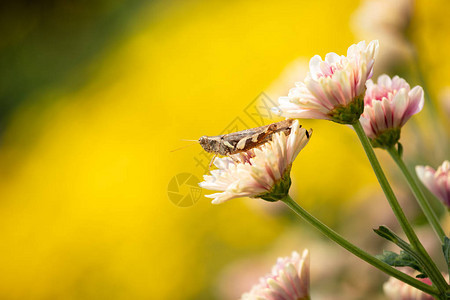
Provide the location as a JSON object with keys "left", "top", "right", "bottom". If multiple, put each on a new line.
{"left": 241, "top": 250, "right": 310, "bottom": 300}
{"left": 416, "top": 161, "right": 450, "bottom": 208}
{"left": 384, "top": 275, "right": 434, "bottom": 300}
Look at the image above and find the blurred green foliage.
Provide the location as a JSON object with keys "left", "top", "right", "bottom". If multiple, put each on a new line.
{"left": 0, "top": 0, "right": 151, "bottom": 132}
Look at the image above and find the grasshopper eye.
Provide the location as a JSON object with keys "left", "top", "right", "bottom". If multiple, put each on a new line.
{"left": 198, "top": 136, "right": 211, "bottom": 147}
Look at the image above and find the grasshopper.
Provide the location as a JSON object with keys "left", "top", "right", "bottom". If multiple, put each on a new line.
{"left": 198, "top": 119, "right": 300, "bottom": 158}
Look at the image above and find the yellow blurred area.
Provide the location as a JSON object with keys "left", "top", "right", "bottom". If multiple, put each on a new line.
{"left": 0, "top": 0, "right": 449, "bottom": 298}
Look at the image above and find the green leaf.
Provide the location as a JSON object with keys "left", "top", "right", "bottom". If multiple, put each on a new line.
{"left": 373, "top": 226, "right": 411, "bottom": 251}
{"left": 442, "top": 236, "right": 450, "bottom": 273}
{"left": 374, "top": 226, "right": 400, "bottom": 244}
{"left": 374, "top": 226, "right": 429, "bottom": 279}
{"left": 376, "top": 250, "right": 427, "bottom": 278}
{"left": 397, "top": 142, "right": 403, "bottom": 158}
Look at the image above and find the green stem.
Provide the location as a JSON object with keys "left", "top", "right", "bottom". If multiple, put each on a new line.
{"left": 281, "top": 195, "right": 438, "bottom": 296}
{"left": 353, "top": 120, "right": 448, "bottom": 297}
{"left": 387, "top": 147, "right": 446, "bottom": 244}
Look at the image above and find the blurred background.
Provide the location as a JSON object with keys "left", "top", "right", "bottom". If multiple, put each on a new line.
{"left": 0, "top": 0, "right": 449, "bottom": 299}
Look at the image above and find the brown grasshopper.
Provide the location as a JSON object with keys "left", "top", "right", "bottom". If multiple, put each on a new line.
{"left": 198, "top": 119, "right": 300, "bottom": 158}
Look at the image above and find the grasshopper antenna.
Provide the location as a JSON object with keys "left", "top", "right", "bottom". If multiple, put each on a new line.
{"left": 170, "top": 139, "right": 198, "bottom": 152}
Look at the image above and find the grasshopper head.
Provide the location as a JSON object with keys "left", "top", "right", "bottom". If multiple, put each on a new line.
{"left": 198, "top": 135, "right": 219, "bottom": 153}
{"left": 198, "top": 136, "right": 210, "bottom": 152}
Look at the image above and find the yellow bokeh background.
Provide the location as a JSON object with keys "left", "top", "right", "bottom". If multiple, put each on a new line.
{"left": 0, "top": 0, "right": 449, "bottom": 299}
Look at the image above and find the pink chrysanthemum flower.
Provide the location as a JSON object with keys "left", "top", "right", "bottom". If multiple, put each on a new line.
{"left": 384, "top": 274, "right": 434, "bottom": 300}
{"left": 241, "top": 250, "right": 310, "bottom": 300}
{"left": 360, "top": 74, "right": 424, "bottom": 148}
{"left": 199, "top": 120, "right": 311, "bottom": 204}
{"left": 416, "top": 161, "right": 450, "bottom": 208}
{"left": 277, "top": 40, "right": 379, "bottom": 124}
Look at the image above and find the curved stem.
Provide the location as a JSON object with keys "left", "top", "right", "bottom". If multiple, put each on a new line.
{"left": 281, "top": 195, "right": 438, "bottom": 296}
{"left": 387, "top": 146, "right": 446, "bottom": 244}
{"left": 353, "top": 120, "right": 448, "bottom": 297}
